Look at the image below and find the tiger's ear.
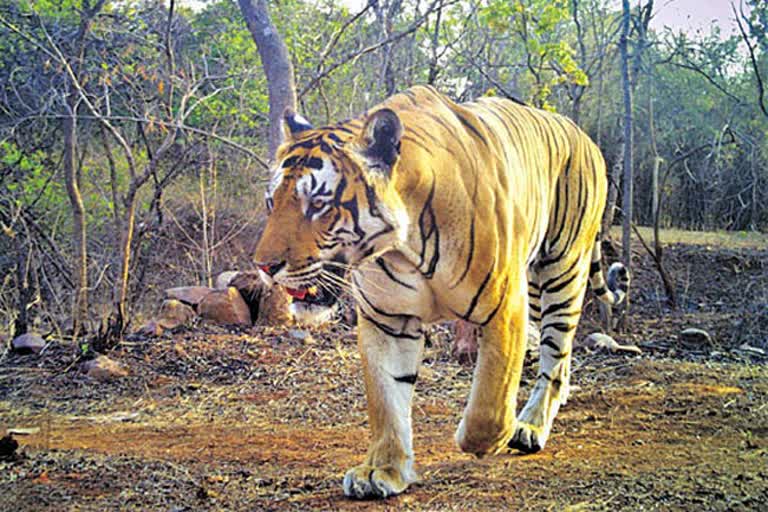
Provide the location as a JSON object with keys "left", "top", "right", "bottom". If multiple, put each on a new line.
{"left": 357, "top": 108, "right": 403, "bottom": 177}
{"left": 280, "top": 108, "right": 313, "bottom": 143}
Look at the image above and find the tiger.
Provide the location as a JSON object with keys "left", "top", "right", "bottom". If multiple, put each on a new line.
{"left": 253, "top": 85, "right": 629, "bottom": 499}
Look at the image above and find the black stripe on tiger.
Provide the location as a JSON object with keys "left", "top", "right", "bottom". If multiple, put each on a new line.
{"left": 393, "top": 373, "right": 418, "bottom": 385}
{"left": 376, "top": 257, "right": 416, "bottom": 290}
{"left": 479, "top": 276, "right": 509, "bottom": 326}
{"left": 453, "top": 111, "right": 486, "bottom": 146}
{"left": 461, "top": 258, "right": 495, "bottom": 321}
{"left": 540, "top": 257, "right": 580, "bottom": 292}
{"left": 354, "top": 277, "right": 415, "bottom": 324}
{"left": 588, "top": 241, "right": 631, "bottom": 306}
{"left": 540, "top": 336, "right": 568, "bottom": 358}
{"left": 449, "top": 216, "right": 475, "bottom": 289}
{"left": 417, "top": 170, "right": 440, "bottom": 278}
{"left": 358, "top": 309, "right": 423, "bottom": 340}
{"left": 542, "top": 321, "right": 576, "bottom": 333}
{"left": 541, "top": 298, "right": 573, "bottom": 317}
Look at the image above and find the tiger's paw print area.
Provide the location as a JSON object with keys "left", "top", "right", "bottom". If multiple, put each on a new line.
{"left": 508, "top": 421, "right": 549, "bottom": 454}
{"left": 342, "top": 464, "right": 413, "bottom": 499}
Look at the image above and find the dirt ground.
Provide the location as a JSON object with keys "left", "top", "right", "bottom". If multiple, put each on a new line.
{"left": 1, "top": 233, "right": 767, "bottom": 511}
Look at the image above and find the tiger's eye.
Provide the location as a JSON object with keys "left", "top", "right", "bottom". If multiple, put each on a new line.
{"left": 311, "top": 199, "right": 326, "bottom": 210}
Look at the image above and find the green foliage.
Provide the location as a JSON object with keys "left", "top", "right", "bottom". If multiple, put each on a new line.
{"left": 0, "top": 141, "right": 63, "bottom": 210}
{"left": 481, "top": 0, "right": 587, "bottom": 110}
{"left": 0, "top": 0, "right": 767, "bottom": 333}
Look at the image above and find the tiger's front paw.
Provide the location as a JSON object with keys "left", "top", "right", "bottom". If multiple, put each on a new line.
{"left": 342, "top": 464, "right": 412, "bottom": 499}
{"left": 508, "top": 421, "right": 549, "bottom": 453}
{"left": 455, "top": 416, "right": 514, "bottom": 457}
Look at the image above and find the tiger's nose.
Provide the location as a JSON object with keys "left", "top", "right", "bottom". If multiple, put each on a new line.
{"left": 257, "top": 260, "right": 286, "bottom": 277}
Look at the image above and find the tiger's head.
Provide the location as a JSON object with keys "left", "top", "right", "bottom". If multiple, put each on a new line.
{"left": 254, "top": 108, "right": 409, "bottom": 324}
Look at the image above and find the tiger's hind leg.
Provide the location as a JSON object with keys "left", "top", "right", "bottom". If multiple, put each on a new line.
{"left": 527, "top": 267, "right": 542, "bottom": 352}
{"left": 509, "top": 251, "right": 591, "bottom": 453}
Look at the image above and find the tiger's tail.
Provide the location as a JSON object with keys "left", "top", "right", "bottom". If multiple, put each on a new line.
{"left": 588, "top": 238, "right": 630, "bottom": 306}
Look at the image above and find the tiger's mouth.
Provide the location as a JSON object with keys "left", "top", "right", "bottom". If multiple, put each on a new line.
{"left": 285, "top": 285, "right": 337, "bottom": 307}
{"left": 284, "top": 264, "right": 345, "bottom": 308}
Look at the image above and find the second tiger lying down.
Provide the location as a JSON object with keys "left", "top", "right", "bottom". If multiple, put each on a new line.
{"left": 254, "top": 85, "right": 629, "bottom": 498}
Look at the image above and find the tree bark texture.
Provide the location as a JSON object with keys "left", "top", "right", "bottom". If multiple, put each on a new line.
{"left": 64, "top": 84, "right": 88, "bottom": 340}
{"left": 619, "top": 0, "right": 633, "bottom": 271}
{"left": 238, "top": 0, "right": 298, "bottom": 158}
{"left": 602, "top": 141, "right": 622, "bottom": 235}
{"left": 374, "top": 0, "right": 403, "bottom": 96}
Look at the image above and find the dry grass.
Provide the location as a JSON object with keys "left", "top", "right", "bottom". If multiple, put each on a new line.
{"left": 611, "top": 225, "right": 768, "bottom": 249}
{"left": 1, "top": 234, "right": 767, "bottom": 511}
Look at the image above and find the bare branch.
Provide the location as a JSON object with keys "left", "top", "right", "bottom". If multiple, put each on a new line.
{"left": 666, "top": 61, "right": 744, "bottom": 105}
{"left": 299, "top": 0, "right": 458, "bottom": 98}
{"left": 733, "top": 2, "right": 768, "bottom": 118}
{"left": 315, "top": 0, "right": 375, "bottom": 76}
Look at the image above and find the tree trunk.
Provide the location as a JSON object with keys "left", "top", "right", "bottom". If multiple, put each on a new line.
{"left": 618, "top": 0, "right": 633, "bottom": 326}
{"left": 619, "top": 0, "right": 633, "bottom": 272}
{"left": 238, "top": 0, "right": 297, "bottom": 158}
{"left": 61, "top": 0, "right": 107, "bottom": 342}
{"left": 13, "top": 230, "right": 33, "bottom": 337}
{"left": 237, "top": 0, "right": 295, "bottom": 317}
{"left": 427, "top": 0, "right": 444, "bottom": 85}
{"left": 375, "top": 0, "right": 403, "bottom": 96}
{"left": 63, "top": 97, "right": 88, "bottom": 340}
{"left": 602, "top": 140, "right": 623, "bottom": 235}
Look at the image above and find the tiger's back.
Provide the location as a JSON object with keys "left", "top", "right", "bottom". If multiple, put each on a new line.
{"left": 372, "top": 86, "right": 611, "bottom": 323}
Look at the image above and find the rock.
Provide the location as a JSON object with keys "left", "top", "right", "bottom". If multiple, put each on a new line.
{"left": 157, "top": 299, "right": 196, "bottom": 329}
{"left": 259, "top": 286, "right": 291, "bottom": 325}
{"left": 137, "top": 320, "right": 164, "bottom": 337}
{"left": 737, "top": 343, "right": 766, "bottom": 357}
{"left": 164, "top": 286, "right": 214, "bottom": 307}
{"left": 215, "top": 271, "right": 240, "bottom": 290}
{"left": 288, "top": 329, "right": 315, "bottom": 344}
{"left": 230, "top": 271, "right": 290, "bottom": 326}
{"left": 198, "top": 287, "right": 252, "bottom": 326}
{"left": 583, "top": 333, "right": 642, "bottom": 355}
{"left": 680, "top": 328, "right": 712, "bottom": 345}
{"left": 0, "top": 435, "right": 19, "bottom": 461}
{"left": 11, "top": 333, "right": 46, "bottom": 354}
{"left": 229, "top": 271, "right": 263, "bottom": 321}
{"left": 81, "top": 355, "right": 128, "bottom": 381}
{"left": 289, "top": 329, "right": 310, "bottom": 340}
{"left": 6, "top": 427, "right": 40, "bottom": 435}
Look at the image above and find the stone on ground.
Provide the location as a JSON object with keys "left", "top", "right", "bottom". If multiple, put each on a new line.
{"left": 198, "top": 287, "right": 252, "bottom": 326}
{"left": 215, "top": 271, "right": 240, "bottom": 290}
{"left": 81, "top": 355, "right": 129, "bottom": 381}
{"left": 157, "top": 299, "right": 196, "bottom": 329}
{"left": 137, "top": 320, "right": 164, "bottom": 337}
{"left": 164, "top": 286, "right": 213, "bottom": 307}
{"left": 680, "top": 328, "right": 712, "bottom": 345}
{"left": 229, "top": 271, "right": 290, "bottom": 326}
{"left": 11, "top": 333, "right": 46, "bottom": 354}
